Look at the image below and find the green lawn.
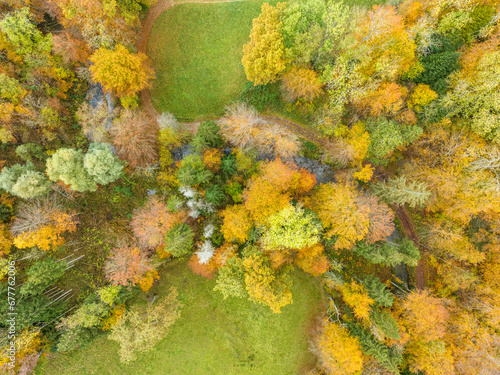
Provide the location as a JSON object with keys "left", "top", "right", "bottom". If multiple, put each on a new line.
{"left": 39, "top": 259, "right": 323, "bottom": 375}
{"left": 148, "top": 1, "right": 277, "bottom": 121}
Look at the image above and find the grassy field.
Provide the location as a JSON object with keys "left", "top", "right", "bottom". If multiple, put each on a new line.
{"left": 148, "top": 0, "right": 277, "bottom": 121}
{"left": 38, "top": 259, "right": 323, "bottom": 375}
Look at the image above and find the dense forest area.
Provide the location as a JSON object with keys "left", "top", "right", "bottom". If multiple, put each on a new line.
{"left": 0, "top": 0, "right": 499, "bottom": 374}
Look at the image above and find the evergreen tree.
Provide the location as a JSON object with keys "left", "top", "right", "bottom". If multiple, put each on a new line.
{"left": 373, "top": 175, "right": 431, "bottom": 208}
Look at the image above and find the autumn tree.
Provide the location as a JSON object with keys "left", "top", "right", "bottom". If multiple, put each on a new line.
{"left": 83, "top": 143, "right": 124, "bottom": 185}
{"left": 89, "top": 44, "right": 154, "bottom": 97}
{"left": 219, "top": 102, "right": 300, "bottom": 158}
{"left": 54, "top": 0, "right": 141, "bottom": 49}
{"left": 109, "top": 109, "right": 158, "bottom": 168}
{"left": 0, "top": 163, "right": 51, "bottom": 199}
{"left": 10, "top": 198, "right": 78, "bottom": 251}
{"left": 242, "top": 2, "right": 287, "bottom": 85}
{"left": 52, "top": 31, "right": 91, "bottom": 65}
{"left": 305, "top": 182, "right": 370, "bottom": 250}
{"left": 281, "top": 66, "right": 323, "bottom": 102}
{"left": 131, "top": 196, "right": 186, "bottom": 249}
{"left": 261, "top": 204, "right": 322, "bottom": 251}
{"left": 242, "top": 253, "right": 293, "bottom": 313}
{"left": 108, "top": 288, "right": 181, "bottom": 363}
{"left": 313, "top": 321, "right": 364, "bottom": 375}
{"left": 401, "top": 290, "right": 449, "bottom": 342}
{"left": 46, "top": 148, "right": 97, "bottom": 192}
{"left": 220, "top": 204, "right": 253, "bottom": 243}
{"left": 373, "top": 175, "right": 431, "bottom": 208}
{"left": 340, "top": 281, "right": 374, "bottom": 322}
{"left": 105, "top": 245, "right": 155, "bottom": 287}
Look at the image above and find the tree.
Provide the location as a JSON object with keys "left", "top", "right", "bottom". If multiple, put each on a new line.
{"left": 89, "top": 44, "right": 154, "bottom": 97}
{"left": 191, "top": 120, "right": 224, "bottom": 153}
{"left": 364, "top": 276, "right": 394, "bottom": 308}
{"left": 261, "top": 204, "right": 322, "bottom": 251}
{"left": 108, "top": 288, "right": 181, "bottom": 363}
{"left": 305, "top": 182, "right": 370, "bottom": 250}
{"left": 110, "top": 109, "right": 158, "bottom": 169}
{"left": 46, "top": 148, "right": 97, "bottom": 192}
{"left": 242, "top": 253, "right": 293, "bottom": 313}
{"left": 219, "top": 102, "right": 300, "bottom": 158}
{"left": 83, "top": 143, "right": 124, "bottom": 185}
{"left": 220, "top": 204, "right": 253, "bottom": 243}
{"left": 355, "top": 238, "right": 420, "bottom": 267}
{"left": 131, "top": 196, "right": 186, "bottom": 249}
{"left": 313, "top": 321, "right": 364, "bottom": 375}
{"left": 0, "top": 163, "right": 51, "bottom": 199}
{"left": 0, "top": 7, "right": 52, "bottom": 56}
{"left": 401, "top": 290, "right": 449, "bottom": 342}
{"left": 105, "top": 245, "right": 155, "bottom": 287}
{"left": 294, "top": 243, "right": 329, "bottom": 276}
{"left": 243, "top": 178, "right": 290, "bottom": 224}
{"left": 358, "top": 194, "right": 395, "bottom": 244}
{"left": 365, "top": 117, "right": 422, "bottom": 165}
{"left": 176, "top": 154, "right": 213, "bottom": 187}
{"left": 242, "top": 2, "right": 287, "bottom": 85}
{"left": 20, "top": 258, "right": 66, "bottom": 296}
{"left": 373, "top": 175, "right": 431, "bottom": 208}
{"left": 214, "top": 256, "right": 247, "bottom": 299}
{"left": 52, "top": 30, "right": 91, "bottom": 65}
{"left": 281, "top": 66, "right": 323, "bottom": 102}
{"left": 160, "top": 223, "right": 194, "bottom": 258}
{"left": 340, "top": 281, "right": 374, "bottom": 321}
{"left": 53, "top": 0, "right": 141, "bottom": 49}
{"left": 10, "top": 198, "right": 78, "bottom": 251}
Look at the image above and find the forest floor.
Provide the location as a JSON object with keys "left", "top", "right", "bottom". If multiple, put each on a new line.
{"left": 38, "top": 259, "right": 324, "bottom": 375}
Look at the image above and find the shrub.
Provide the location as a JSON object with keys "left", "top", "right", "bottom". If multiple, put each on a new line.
{"left": 83, "top": 143, "right": 124, "bottom": 185}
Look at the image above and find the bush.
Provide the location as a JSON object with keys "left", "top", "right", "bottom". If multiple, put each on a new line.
{"left": 191, "top": 121, "right": 223, "bottom": 153}
{"left": 162, "top": 223, "right": 194, "bottom": 257}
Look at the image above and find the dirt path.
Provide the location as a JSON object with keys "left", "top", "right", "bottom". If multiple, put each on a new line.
{"left": 135, "top": 0, "right": 334, "bottom": 150}
{"left": 391, "top": 204, "right": 428, "bottom": 290}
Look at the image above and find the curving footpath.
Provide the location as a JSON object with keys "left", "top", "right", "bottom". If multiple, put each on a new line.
{"left": 136, "top": 1, "right": 428, "bottom": 290}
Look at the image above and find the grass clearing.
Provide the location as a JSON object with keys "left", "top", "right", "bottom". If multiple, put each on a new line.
{"left": 148, "top": 0, "right": 277, "bottom": 121}
{"left": 38, "top": 259, "right": 323, "bottom": 375}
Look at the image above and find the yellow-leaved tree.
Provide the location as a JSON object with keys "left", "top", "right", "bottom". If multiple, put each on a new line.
{"left": 89, "top": 44, "right": 154, "bottom": 97}
{"left": 242, "top": 2, "right": 288, "bottom": 85}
